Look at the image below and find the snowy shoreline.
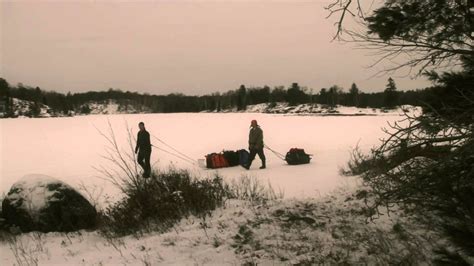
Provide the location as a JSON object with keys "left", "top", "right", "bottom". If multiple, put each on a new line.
{"left": 1, "top": 98, "right": 421, "bottom": 118}
{"left": 204, "top": 102, "right": 421, "bottom": 117}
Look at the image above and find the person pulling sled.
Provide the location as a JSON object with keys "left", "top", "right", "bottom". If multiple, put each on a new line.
{"left": 135, "top": 122, "right": 152, "bottom": 178}
{"left": 244, "top": 119, "right": 266, "bottom": 170}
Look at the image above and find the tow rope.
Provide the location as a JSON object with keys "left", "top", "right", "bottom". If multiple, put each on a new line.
{"left": 149, "top": 134, "right": 197, "bottom": 166}
{"left": 264, "top": 144, "right": 286, "bottom": 161}
{"left": 151, "top": 144, "right": 197, "bottom": 166}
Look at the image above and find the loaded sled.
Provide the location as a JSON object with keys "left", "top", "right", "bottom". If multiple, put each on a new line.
{"left": 284, "top": 148, "right": 312, "bottom": 165}
{"left": 203, "top": 149, "right": 250, "bottom": 169}
{"left": 264, "top": 145, "right": 312, "bottom": 165}
{"left": 200, "top": 147, "right": 312, "bottom": 169}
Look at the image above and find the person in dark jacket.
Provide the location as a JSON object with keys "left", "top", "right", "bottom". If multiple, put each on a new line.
{"left": 135, "top": 122, "right": 152, "bottom": 178}
{"left": 244, "top": 119, "right": 266, "bottom": 169}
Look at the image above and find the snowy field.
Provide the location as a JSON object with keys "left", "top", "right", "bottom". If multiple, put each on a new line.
{"left": 2, "top": 113, "right": 444, "bottom": 265}
{"left": 1, "top": 113, "right": 401, "bottom": 203}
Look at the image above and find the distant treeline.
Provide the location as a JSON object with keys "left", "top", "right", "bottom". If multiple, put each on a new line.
{"left": 0, "top": 77, "right": 430, "bottom": 116}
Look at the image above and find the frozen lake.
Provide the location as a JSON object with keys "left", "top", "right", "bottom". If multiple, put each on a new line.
{"left": 0, "top": 113, "right": 400, "bottom": 202}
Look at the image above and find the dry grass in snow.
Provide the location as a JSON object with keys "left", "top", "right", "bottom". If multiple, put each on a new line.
{"left": 0, "top": 186, "right": 448, "bottom": 265}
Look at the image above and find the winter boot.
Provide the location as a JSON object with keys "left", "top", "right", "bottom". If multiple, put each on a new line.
{"left": 259, "top": 161, "right": 266, "bottom": 169}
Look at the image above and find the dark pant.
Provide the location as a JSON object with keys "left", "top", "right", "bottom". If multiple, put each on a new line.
{"left": 137, "top": 149, "right": 151, "bottom": 177}
{"left": 248, "top": 148, "right": 266, "bottom": 167}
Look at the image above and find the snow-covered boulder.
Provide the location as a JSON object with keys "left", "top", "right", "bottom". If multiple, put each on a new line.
{"left": 2, "top": 174, "right": 97, "bottom": 232}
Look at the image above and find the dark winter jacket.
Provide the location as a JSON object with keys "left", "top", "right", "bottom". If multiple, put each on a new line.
{"left": 249, "top": 126, "right": 264, "bottom": 150}
{"left": 136, "top": 130, "right": 151, "bottom": 153}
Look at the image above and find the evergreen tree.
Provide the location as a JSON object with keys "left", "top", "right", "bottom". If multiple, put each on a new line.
{"left": 237, "top": 85, "right": 247, "bottom": 111}
{"left": 349, "top": 83, "right": 360, "bottom": 107}
{"left": 81, "top": 105, "right": 91, "bottom": 114}
{"left": 384, "top": 77, "right": 398, "bottom": 108}
{"left": 270, "top": 86, "right": 287, "bottom": 103}
{"left": 286, "top": 82, "right": 308, "bottom": 106}
{"left": 328, "top": 85, "right": 343, "bottom": 107}
{"left": 34, "top": 87, "right": 42, "bottom": 102}
{"left": 30, "top": 101, "right": 42, "bottom": 117}
{"left": 0, "top": 78, "right": 9, "bottom": 98}
{"left": 319, "top": 88, "right": 328, "bottom": 105}
{"left": 0, "top": 78, "right": 10, "bottom": 116}
{"left": 328, "top": 0, "right": 473, "bottom": 262}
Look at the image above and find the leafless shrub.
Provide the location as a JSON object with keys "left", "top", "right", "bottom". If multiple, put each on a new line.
{"left": 229, "top": 175, "right": 284, "bottom": 204}
{"left": 7, "top": 232, "right": 48, "bottom": 266}
{"left": 94, "top": 119, "right": 142, "bottom": 196}
{"left": 77, "top": 182, "right": 108, "bottom": 210}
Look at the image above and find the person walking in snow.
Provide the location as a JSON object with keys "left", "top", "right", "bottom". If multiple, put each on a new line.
{"left": 135, "top": 122, "right": 152, "bottom": 178}
{"left": 244, "top": 119, "right": 266, "bottom": 170}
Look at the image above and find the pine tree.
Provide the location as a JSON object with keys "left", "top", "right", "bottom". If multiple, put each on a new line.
{"left": 0, "top": 78, "right": 10, "bottom": 117}
{"left": 384, "top": 77, "right": 398, "bottom": 108}
{"left": 328, "top": 85, "right": 343, "bottom": 107}
{"left": 329, "top": 1, "right": 473, "bottom": 263}
{"left": 349, "top": 83, "right": 360, "bottom": 107}
{"left": 287, "top": 82, "right": 308, "bottom": 106}
{"left": 30, "top": 101, "right": 41, "bottom": 117}
{"left": 237, "top": 85, "right": 247, "bottom": 111}
{"left": 319, "top": 88, "right": 328, "bottom": 105}
{"left": 0, "top": 78, "right": 9, "bottom": 98}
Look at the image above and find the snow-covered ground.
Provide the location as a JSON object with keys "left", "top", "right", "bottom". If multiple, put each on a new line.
{"left": 1, "top": 113, "right": 402, "bottom": 202}
{"left": 1, "top": 113, "right": 449, "bottom": 265}
{"left": 0, "top": 189, "right": 444, "bottom": 265}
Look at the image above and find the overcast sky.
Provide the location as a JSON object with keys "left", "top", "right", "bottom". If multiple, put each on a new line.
{"left": 1, "top": 0, "right": 431, "bottom": 95}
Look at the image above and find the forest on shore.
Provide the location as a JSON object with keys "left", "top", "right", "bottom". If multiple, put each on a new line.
{"left": 0, "top": 77, "right": 428, "bottom": 116}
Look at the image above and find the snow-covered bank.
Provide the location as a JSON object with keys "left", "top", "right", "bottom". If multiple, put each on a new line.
{"left": 210, "top": 102, "right": 421, "bottom": 116}
{"left": 84, "top": 99, "right": 152, "bottom": 115}
{"left": 84, "top": 101, "right": 421, "bottom": 116}
{"left": 1, "top": 98, "right": 421, "bottom": 118}
{"left": 0, "top": 98, "right": 150, "bottom": 118}
{"left": 0, "top": 187, "right": 446, "bottom": 265}
{"left": 0, "top": 98, "right": 52, "bottom": 118}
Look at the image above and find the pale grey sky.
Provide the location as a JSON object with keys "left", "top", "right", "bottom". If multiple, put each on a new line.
{"left": 1, "top": 0, "right": 431, "bottom": 94}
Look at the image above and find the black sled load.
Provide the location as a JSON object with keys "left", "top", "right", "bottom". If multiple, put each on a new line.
{"left": 204, "top": 149, "right": 250, "bottom": 169}
{"left": 284, "top": 148, "right": 312, "bottom": 165}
